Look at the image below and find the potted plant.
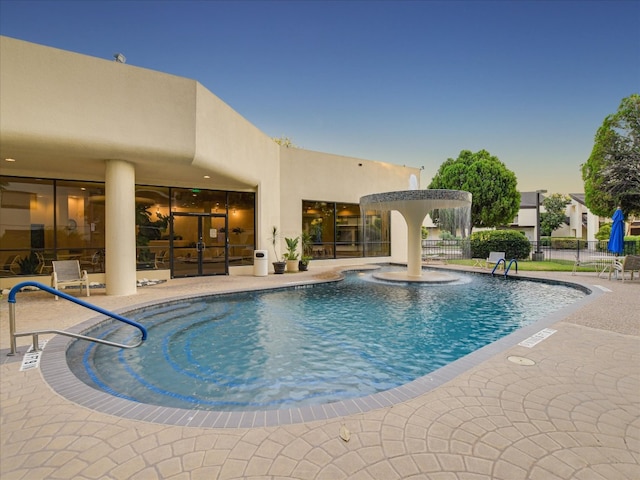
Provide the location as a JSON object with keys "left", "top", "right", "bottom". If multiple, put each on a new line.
{"left": 270, "top": 226, "right": 286, "bottom": 274}
{"left": 284, "top": 236, "right": 300, "bottom": 272}
{"left": 299, "top": 231, "right": 312, "bottom": 271}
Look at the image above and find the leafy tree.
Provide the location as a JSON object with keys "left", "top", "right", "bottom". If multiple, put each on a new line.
{"left": 582, "top": 94, "right": 640, "bottom": 217}
{"left": 540, "top": 193, "right": 570, "bottom": 236}
{"left": 428, "top": 149, "right": 520, "bottom": 232}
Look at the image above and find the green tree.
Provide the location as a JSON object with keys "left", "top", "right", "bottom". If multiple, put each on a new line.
{"left": 428, "top": 149, "right": 520, "bottom": 232}
{"left": 582, "top": 94, "right": 640, "bottom": 217}
{"left": 540, "top": 193, "right": 570, "bottom": 236}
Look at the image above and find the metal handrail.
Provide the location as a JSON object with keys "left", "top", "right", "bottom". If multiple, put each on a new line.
{"left": 491, "top": 258, "right": 518, "bottom": 277}
{"left": 7, "top": 281, "right": 147, "bottom": 356}
{"left": 491, "top": 258, "right": 506, "bottom": 276}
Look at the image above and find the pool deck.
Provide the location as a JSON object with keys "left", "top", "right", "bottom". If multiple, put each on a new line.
{"left": 1, "top": 264, "right": 638, "bottom": 479}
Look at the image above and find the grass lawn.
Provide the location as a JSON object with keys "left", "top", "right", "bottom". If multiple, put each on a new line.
{"left": 446, "top": 258, "right": 604, "bottom": 273}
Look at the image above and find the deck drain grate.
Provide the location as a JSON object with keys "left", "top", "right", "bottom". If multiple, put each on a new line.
{"left": 507, "top": 355, "right": 536, "bottom": 366}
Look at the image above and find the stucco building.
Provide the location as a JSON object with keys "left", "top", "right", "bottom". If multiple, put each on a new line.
{"left": 1, "top": 36, "right": 418, "bottom": 293}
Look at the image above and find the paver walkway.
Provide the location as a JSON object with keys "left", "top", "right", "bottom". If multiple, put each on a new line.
{"left": 1, "top": 265, "right": 638, "bottom": 479}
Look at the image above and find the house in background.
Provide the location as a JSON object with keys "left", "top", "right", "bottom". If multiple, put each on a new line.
{"left": 507, "top": 192, "right": 542, "bottom": 241}
{"left": 509, "top": 192, "right": 605, "bottom": 242}
{"left": 556, "top": 194, "right": 602, "bottom": 242}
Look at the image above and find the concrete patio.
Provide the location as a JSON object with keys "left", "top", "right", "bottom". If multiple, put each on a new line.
{"left": 1, "top": 264, "right": 638, "bottom": 479}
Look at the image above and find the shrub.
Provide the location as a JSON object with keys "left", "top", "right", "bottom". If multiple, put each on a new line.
{"left": 540, "top": 236, "right": 552, "bottom": 247}
{"left": 595, "top": 223, "right": 611, "bottom": 241}
{"left": 549, "top": 237, "right": 588, "bottom": 250}
{"left": 470, "top": 230, "right": 532, "bottom": 260}
{"left": 439, "top": 231, "right": 456, "bottom": 240}
{"left": 624, "top": 236, "right": 640, "bottom": 255}
{"left": 596, "top": 234, "right": 639, "bottom": 254}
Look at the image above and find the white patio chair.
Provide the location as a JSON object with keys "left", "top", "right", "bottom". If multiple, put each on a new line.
{"left": 486, "top": 251, "right": 505, "bottom": 269}
{"left": 51, "top": 260, "right": 90, "bottom": 299}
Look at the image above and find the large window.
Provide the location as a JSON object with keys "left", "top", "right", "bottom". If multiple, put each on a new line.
{"left": 362, "top": 208, "right": 391, "bottom": 257}
{"left": 0, "top": 176, "right": 106, "bottom": 275}
{"left": 1, "top": 176, "right": 256, "bottom": 277}
{"left": 228, "top": 191, "right": 256, "bottom": 262}
{"left": 302, "top": 200, "right": 390, "bottom": 259}
{"left": 55, "top": 180, "right": 106, "bottom": 271}
{"left": 134, "top": 186, "right": 172, "bottom": 269}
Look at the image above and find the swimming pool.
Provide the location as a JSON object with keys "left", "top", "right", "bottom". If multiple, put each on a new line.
{"left": 66, "top": 267, "right": 587, "bottom": 413}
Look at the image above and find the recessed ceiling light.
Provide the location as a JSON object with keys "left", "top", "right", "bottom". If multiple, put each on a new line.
{"left": 5, "top": 158, "right": 16, "bottom": 162}
{"left": 203, "top": 175, "right": 210, "bottom": 179}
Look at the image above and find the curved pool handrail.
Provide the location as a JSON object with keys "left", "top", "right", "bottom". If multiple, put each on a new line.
{"left": 505, "top": 259, "right": 519, "bottom": 276}
{"left": 491, "top": 258, "right": 506, "bottom": 276}
{"left": 7, "top": 281, "right": 147, "bottom": 356}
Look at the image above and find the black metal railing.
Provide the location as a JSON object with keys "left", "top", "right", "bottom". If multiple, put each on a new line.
{"left": 421, "top": 239, "right": 638, "bottom": 262}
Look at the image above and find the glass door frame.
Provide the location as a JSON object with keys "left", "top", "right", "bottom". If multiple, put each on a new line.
{"left": 170, "top": 212, "right": 228, "bottom": 277}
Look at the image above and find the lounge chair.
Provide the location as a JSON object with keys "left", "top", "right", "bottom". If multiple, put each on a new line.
{"left": 51, "top": 260, "right": 90, "bottom": 299}
{"left": 608, "top": 255, "right": 640, "bottom": 282}
{"left": 80, "top": 250, "right": 104, "bottom": 272}
{"left": 1, "top": 254, "right": 21, "bottom": 275}
{"left": 155, "top": 250, "right": 169, "bottom": 269}
{"left": 486, "top": 251, "right": 505, "bottom": 269}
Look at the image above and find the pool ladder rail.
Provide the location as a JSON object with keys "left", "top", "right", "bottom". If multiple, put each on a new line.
{"left": 491, "top": 258, "right": 518, "bottom": 277}
{"left": 6, "top": 281, "right": 148, "bottom": 356}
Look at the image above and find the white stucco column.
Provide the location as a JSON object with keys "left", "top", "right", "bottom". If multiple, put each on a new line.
{"left": 586, "top": 212, "right": 599, "bottom": 242}
{"left": 105, "top": 159, "right": 137, "bottom": 295}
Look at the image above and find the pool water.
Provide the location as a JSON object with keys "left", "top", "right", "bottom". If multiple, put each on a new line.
{"left": 67, "top": 269, "right": 586, "bottom": 411}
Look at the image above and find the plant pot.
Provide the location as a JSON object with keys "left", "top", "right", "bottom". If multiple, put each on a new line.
{"left": 272, "top": 261, "right": 286, "bottom": 274}
{"left": 298, "top": 260, "right": 309, "bottom": 271}
{"left": 286, "top": 259, "right": 299, "bottom": 273}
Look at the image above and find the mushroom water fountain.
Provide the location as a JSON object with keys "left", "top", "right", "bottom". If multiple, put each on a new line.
{"left": 360, "top": 189, "right": 472, "bottom": 283}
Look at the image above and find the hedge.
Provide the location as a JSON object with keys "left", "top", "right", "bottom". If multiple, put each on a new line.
{"left": 470, "top": 230, "right": 532, "bottom": 260}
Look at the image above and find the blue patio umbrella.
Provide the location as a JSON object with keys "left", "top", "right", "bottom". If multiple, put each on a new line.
{"left": 607, "top": 207, "right": 625, "bottom": 255}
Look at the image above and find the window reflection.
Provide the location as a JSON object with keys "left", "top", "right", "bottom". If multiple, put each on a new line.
{"left": 228, "top": 192, "right": 256, "bottom": 263}
{"left": 363, "top": 209, "right": 391, "bottom": 257}
{"left": 302, "top": 200, "right": 390, "bottom": 259}
{"left": 1, "top": 177, "right": 54, "bottom": 275}
{"left": 135, "top": 186, "right": 171, "bottom": 269}
{"left": 55, "top": 180, "right": 106, "bottom": 270}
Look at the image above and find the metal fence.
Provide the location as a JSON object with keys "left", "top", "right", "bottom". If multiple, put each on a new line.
{"left": 421, "top": 239, "right": 638, "bottom": 262}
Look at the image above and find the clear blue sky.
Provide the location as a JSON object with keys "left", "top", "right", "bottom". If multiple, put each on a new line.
{"left": 1, "top": 0, "right": 638, "bottom": 194}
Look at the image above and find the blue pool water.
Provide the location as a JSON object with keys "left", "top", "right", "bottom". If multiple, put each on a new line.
{"left": 67, "top": 268, "right": 586, "bottom": 411}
